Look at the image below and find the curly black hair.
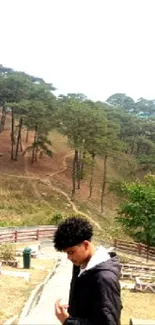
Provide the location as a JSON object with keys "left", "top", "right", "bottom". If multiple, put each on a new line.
{"left": 53, "top": 216, "right": 93, "bottom": 251}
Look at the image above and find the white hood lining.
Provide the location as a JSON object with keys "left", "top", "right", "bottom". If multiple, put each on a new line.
{"left": 78, "top": 246, "right": 110, "bottom": 277}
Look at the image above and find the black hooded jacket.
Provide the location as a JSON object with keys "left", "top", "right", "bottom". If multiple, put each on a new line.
{"left": 64, "top": 252, "right": 122, "bottom": 325}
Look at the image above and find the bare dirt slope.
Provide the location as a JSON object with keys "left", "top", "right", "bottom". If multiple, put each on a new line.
{"left": 0, "top": 117, "right": 102, "bottom": 230}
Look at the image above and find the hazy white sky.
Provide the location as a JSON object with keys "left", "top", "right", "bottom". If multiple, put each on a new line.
{"left": 0, "top": 0, "right": 155, "bottom": 101}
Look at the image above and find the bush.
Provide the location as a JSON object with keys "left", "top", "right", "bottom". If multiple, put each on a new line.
{"left": 0, "top": 220, "right": 9, "bottom": 227}
{"left": 0, "top": 243, "right": 15, "bottom": 261}
{"left": 51, "top": 212, "right": 65, "bottom": 225}
{"left": 117, "top": 175, "right": 155, "bottom": 247}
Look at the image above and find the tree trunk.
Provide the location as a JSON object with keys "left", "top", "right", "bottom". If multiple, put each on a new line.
{"left": 11, "top": 108, "right": 15, "bottom": 160}
{"left": 89, "top": 152, "right": 95, "bottom": 198}
{"left": 14, "top": 117, "right": 23, "bottom": 160}
{"left": 80, "top": 151, "right": 85, "bottom": 180}
{"left": 31, "top": 125, "right": 38, "bottom": 164}
{"left": 39, "top": 151, "right": 43, "bottom": 159}
{"left": 71, "top": 149, "right": 78, "bottom": 200}
{"left": 0, "top": 107, "right": 6, "bottom": 133}
{"left": 20, "top": 138, "right": 23, "bottom": 152}
{"left": 26, "top": 128, "right": 29, "bottom": 143}
{"left": 31, "top": 145, "right": 35, "bottom": 164}
{"left": 101, "top": 155, "right": 108, "bottom": 213}
{"left": 35, "top": 147, "right": 39, "bottom": 162}
{"left": 77, "top": 150, "right": 82, "bottom": 189}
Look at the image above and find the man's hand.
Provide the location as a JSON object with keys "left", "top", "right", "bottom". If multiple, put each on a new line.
{"left": 55, "top": 299, "right": 69, "bottom": 324}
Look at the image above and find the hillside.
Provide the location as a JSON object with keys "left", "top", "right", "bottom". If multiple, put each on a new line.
{"left": 0, "top": 115, "right": 132, "bottom": 242}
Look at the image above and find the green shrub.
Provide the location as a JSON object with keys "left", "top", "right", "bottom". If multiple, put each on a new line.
{"left": 0, "top": 220, "right": 9, "bottom": 227}
{"left": 51, "top": 212, "right": 65, "bottom": 225}
{"left": 0, "top": 243, "right": 15, "bottom": 261}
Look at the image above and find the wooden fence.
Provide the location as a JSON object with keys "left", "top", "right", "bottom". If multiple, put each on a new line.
{"left": 0, "top": 226, "right": 57, "bottom": 243}
{"left": 114, "top": 239, "right": 155, "bottom": 260}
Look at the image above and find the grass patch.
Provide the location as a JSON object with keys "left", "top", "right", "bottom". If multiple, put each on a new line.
{"left": 0, "top": 175, "right": 73, "bottom": 226}
{"left": 49, "top": 130, "right": 68, "bottom": 153}
{"left": 76, "top": 200, "right": 129, "bottom": 244}
{"left": 0, "top": 258, "right": 55, "bottom": 323}
{"left": 121, "top": 290, "right": 155, "bottom": 324}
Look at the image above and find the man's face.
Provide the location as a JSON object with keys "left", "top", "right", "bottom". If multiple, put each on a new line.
{"left": 64, "top": 241, "right": 90, "bottom": 266}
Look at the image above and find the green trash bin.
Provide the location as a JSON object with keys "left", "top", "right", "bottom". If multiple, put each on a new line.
{"left": 23, "top": 247, "right": 32, "bottom": 269}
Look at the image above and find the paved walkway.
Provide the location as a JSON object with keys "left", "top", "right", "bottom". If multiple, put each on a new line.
{"left": 19, "top": 254, "right": 72, "bottom": 325}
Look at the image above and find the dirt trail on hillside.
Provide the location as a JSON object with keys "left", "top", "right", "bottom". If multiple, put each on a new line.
{"left": 48, "top": 152, "right": 102, "bottom": 230}
{"left": 2, "top": 152, "right": 102, "bottom": 230}
{"left": 50, "top": 182, "right": 102, "bottom": 230}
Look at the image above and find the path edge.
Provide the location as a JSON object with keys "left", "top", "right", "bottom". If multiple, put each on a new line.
{"left": 18, "top": 257, "right": 61, "bottom": 324}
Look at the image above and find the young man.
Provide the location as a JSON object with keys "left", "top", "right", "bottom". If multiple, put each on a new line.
{"left": 54, "top": 216, "right": 122, "bottom": 325}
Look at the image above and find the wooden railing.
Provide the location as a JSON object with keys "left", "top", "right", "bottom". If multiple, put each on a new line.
{"left": 0, "top": 226, "right": 57, "bottom": 243}
{"left": 114, "top": 239, "right": 155, "bottom": 260}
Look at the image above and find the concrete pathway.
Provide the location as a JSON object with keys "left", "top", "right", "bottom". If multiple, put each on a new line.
{"left": 19, "top": 254, "right": 72, "bottom": 325}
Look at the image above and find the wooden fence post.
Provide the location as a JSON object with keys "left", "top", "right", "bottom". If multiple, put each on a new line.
{"left": 36, "top": 229, "right": 39, "bottom": 241}
{"left": 147, "top": 246, "right": 150, "bottom": 262}
{"left": 114, "top": 239, "right": 117, "bottom": 249}
{"left": 14, "top": 231, "right": 18, "bottom": 242}
{"left": 138, "top": 243, "right": 142, "bottom": 255}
